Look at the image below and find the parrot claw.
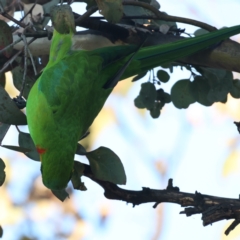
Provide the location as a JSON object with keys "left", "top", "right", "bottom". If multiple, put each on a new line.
{"left": 13, "top": 96, "right": 26, "bottom": 109}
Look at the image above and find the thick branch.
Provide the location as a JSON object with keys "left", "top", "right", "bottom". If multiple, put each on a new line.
{"left": 181, "top": 39, "right": 240, "bottom": 72}
{"left": 5, "top": 1, "right": 240, "bottom": 72}
{"left": 82, "top": 163, "right": 240, "bottom": 235}
{"left": 12, "top": 28, "right": 240, "bottom": 73}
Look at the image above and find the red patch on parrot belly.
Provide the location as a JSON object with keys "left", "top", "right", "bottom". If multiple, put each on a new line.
{"left": 36, "top": 146, "right": 46, "bottom": 154}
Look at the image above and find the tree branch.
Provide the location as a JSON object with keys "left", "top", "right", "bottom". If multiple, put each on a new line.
{"left": 122, "top": 0, "right": 217, "bottom": 32}
{"left": 19, "top": 0, "right": 217, "bottom": 31}
{"left": 12, "top": 27, "right": 240, "bottom": 73}
{"left": 82, "top": 163, "right": 240, "bottom": 235}
{"left": 3, "top": 1, "right": 240, "bottom": 74}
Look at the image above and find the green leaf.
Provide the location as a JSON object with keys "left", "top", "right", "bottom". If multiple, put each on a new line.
{"left": 123, "top": 0, "right": 159, "bottom": 25}
{"left": 132, "top": 71, "right": 148, "bottom": 82}
{"left": 71, "top": 169, "right": 81, "bottom": 190}
{"left": 71, "top": 173, "right": 87, "bottom": 191}
{"left": 207, "top": 86, "right": 228, "bottom": 102}
{"left": 171, "top": 79, "right": 196, "bottom": 109}
{"left": 51, "top": 189, "right": 69, "bottom": 202}
{"left": 134, "top": 95, "right": 145, "bottom": 109}
{"left": 201, "top": 68, "right": 219, "bottom": 85}
{"left": 123, "top": 5, "right": 149, "bottom": 24}
{"left": 12, "top": 66, "right": 36, "bottom": 99}
{"left": 0, "top": 85, "right": 27, "bottom": 125}
{"left": 157, "top": 70, "right": 170, "bottom": 83}
{"left": 0, "top": 158, "right": 6, "bottom": 186}
{"left": 96, "top": 0, "right": 123, "bottom": 23}
{"left": 139, "top": 82, "right": 157, "bottom": 110}
{"left": 74, "top": 161, "right": 85, "bottom": 175}
{"left": 223, "top": 70, "right": 234, "bottom": 90}
{"left": 190, "top": 76, "right": 213, "bottom": 106}
{"left": 86, "top": 147, "right": 126, "bottom": 185}
{"left": 1, "top": 145, "right": 31, "bottom": 153}
{"left": 75, "top": 143, "right": 87, "bottom": 155}
{"left": 140, "top": 0, "right": 160, "bottom": 8}
{"left": 163, "top": 92, "right": 171, "bottom": 103}
{"left": 156, "top": 89, "right": 171, "bottom": 103}
{"left": 196, "top": 68, "right": 233, "bottom": 102}
{"left": 19, "top": 132, "right": 40, "bottom": 161}
{"left": 149, "top": 102, "right": 161, "bottom": 118}
{"left": 156, "top": 89, "right": 164, "bottom": 100}
{"left": 0, "top": 122, "right": 10, "bottom": 144}
{"left": 160, "top": 62, "right": 172, "bottom": 69}
{"left": 71, "top": 162, "right": 87, "bottom": 191}
{"left": 204, "top": 69, "right": 232, "bottom": 102}
{"left": 0, "top": 20, "right": 13, "bottom": 58}
{"left": 152, "top": 12, "right": 177, "bottom": 29}
{"left": 230, "top": 79, "right": 240, "bottom": 99}
{"left": 219, "top": 96, "right": 227, "bottom": 103}
{"left": 207, "top": 69, "right": 231, "bottom": 86}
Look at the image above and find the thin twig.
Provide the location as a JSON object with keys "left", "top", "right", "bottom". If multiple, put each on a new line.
{"left": 0, "top": 1, "right": 35, "bottom": 32}
{"left": 27, "top": 46, "right": 37, "bottom": 75}
{"left": 0, "top": 37, "right": 36, "bottom": 73}
{"left": 15, "top": 125, "right": 21, "bottom": 133}
{"left": 225, "top": 220, "right": 240, "bottom": 235}
{"left": 20, "top": 0, "right": 38, "bottom": 22}
{"left": 73, "top": 1, "right": 216, "bottom": 32}
{"left": 19, "top": 35, "right": 28, "bottom": 97}
{"left": 75, "top": 6, "right": 98, "bottom": 24}
{"left": 17, "top": 0, "right": 24, "bottom": 19}
{"left": 0, "top": 10, "right": 26, "bottom": 28}
{"left": 0, "top": 37, "right": 23, "bottom": 56}
{"left": 0, "top": 51, "right": 21, "bottom": 73}
{"left": 24, "top": 30, "right": 49, "bottom": 38}
{"left": 122, "top": 1, "right": 217, "bottom": 32}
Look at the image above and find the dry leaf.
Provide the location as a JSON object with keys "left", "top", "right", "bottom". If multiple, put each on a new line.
{"left": 22, "top": 3, "right": 44, "bottom": 25}
{"left": 159, "top": 24, "right": 170, "bottom": 34}
{"left": 96, "top": 0, "right": 123, "bottom": 23}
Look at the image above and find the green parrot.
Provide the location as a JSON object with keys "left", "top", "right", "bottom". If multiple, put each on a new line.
{"left": 26, "top": 5, "right": 240, "bottom": 190}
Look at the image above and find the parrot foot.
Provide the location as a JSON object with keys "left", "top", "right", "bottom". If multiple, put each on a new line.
{"left": 13, "top": 96, "right": 26, "bottom": 109}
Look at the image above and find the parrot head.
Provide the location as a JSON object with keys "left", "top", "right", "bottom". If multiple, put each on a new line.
{"left": 37, "top": 143, "right": 75, "bottom": 191}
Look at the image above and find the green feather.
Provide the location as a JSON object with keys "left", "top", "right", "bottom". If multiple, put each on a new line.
{"left": 26, "top": 6, "right": 240, "bottom": 190}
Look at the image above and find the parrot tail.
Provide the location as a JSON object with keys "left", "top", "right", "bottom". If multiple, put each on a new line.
{"left": 129, "top": 25, "right": 240, "bottom": 75}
